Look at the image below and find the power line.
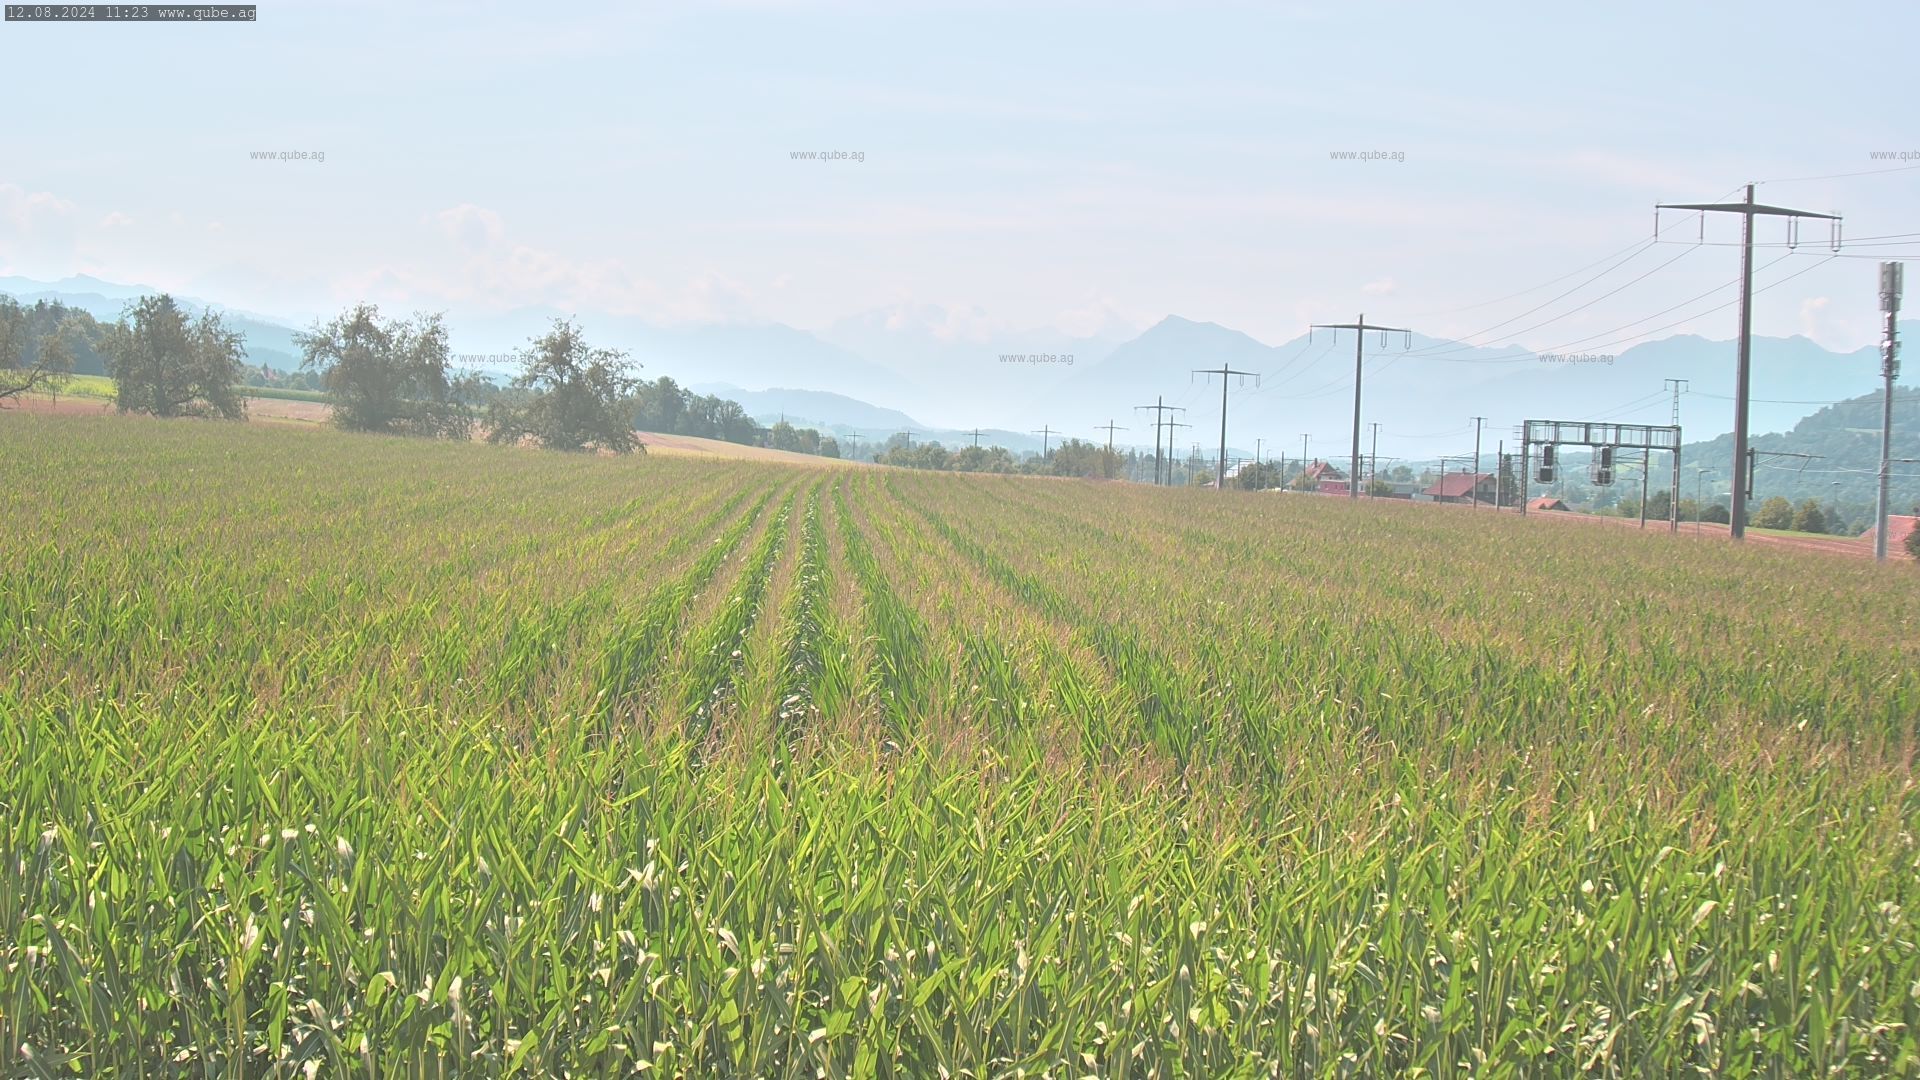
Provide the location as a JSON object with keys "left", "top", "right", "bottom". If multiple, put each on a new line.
{"left": 1685, "top": 389, "right": 1915, "bottom": 406}
{"left": 1404, "top": 240, "right": 1675, "bottom": 355}
{"left": 1310, "top": 315, "right": 1416, "bottom": 499}
{"left": 1391, "top": 424, "right": 1476, "bottom": 439}
{"left": 1396, "top": 188, "right": 1742, "bottom": 321}
{"left": 1413, "top": 247, "right": 1823, "bottom": 367}
{"left": 1496, "top": 252, "right": 1836, "bottom": 365}
{"left": 1657, "top": 184, "right": 1843, "bottom": 540}
{"left": 1134, "top": 396, "right": 1185, "bottom": 486}
{"left": 1247, "top": 336, "right": 1340, "bottom": 395}
{"left": 1759, "top": 163, "right": 1920, "bottom": 185}
{"left": 1405, "top": 244, "right": 1703, "bottom": 359}
{"left": 1399, "top": 237, "right": 1660, "bottom": 319}
{"left": 1193, "top": 364, "right": 1259, "bottom": 490}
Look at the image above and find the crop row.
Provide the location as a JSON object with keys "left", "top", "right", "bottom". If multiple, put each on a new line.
{"left": 2, "top": 414, "right": 1919, "bottom": 1075}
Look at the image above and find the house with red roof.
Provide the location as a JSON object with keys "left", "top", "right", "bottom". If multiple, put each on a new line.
{"left": 1528, "top": 496, "right": 1570, "bottom": 512}
{"left": 1860, "top": 514, "right": 1918, "bottom": 556}
{"left": 1419, "top": 471, "right": 1497, "bottom": 504}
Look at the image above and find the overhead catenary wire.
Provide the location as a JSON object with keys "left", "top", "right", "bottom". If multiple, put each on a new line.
{"left": 1399, "top": 237, "right": 1664, "bottom": 319}
{"left": 1395, "top": 187, "right": 1743, "bottom": 323}
{"left": 1401, "top": 240, "right": 1662, "bottom": 350}
{"left": 1578, "top": 388, "right": 1674, "bottom": 423}
{"left": 1758, "top": 163, "right": 1920, "bottom": 185}
{"left": 1406, "top": 245, "right": 1704, "bottom": 359}
{"left": 1687, "top": 388, "right": 1915, "bottom": 406}
{"left": 1431, "top": 252, "right": 1838, "bottom": 369}
{"left": 1530, "top": 253, "right": 1842, "bottom": 360}
{"left": 1417, "top": 252, "right": 1804, "bottom": 365}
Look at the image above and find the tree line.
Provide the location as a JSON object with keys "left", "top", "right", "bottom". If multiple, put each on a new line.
{"left": 874, "top": 437, "right": 1126, "bottom": 479}
{"left": 0, "top": 297, "right": 95, "bottom": 405}
{"left": 1, "top": 296, "right": 844, "bottom": 459}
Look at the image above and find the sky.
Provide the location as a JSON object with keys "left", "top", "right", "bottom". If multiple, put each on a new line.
{"left": 3, "top": 0, "right": 1918, "bottom": 362}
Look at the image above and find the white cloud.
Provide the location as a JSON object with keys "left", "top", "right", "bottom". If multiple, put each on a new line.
{"left": 1361, "top": 276, "right": 1396, "bottom": 297}
{"left": 1054, "top": 294, "right": 1144, "bottom": 339}
{"left": 0, "top": 183, "right": 74, "bottom": 230}
{"left": 99, "top": 211, "right": 134, "bottom": 229}
{"left": 0, "top": 184, "right": 79, "bottom": 272}
{"left": 1799, "top": 295, "right": 1830, "bottom": 340}
{"left": 672, "top": 272, "right": 762, "bottom": 323}
{"left": 431, "top": 203, "right": 506, "bottom": 250}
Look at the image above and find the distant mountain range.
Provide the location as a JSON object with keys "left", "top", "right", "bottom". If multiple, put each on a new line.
{"left": 0, "top": 275, "right": 305, "bottom": 373}
{"left": 689, "top": 384, "right": 923, "bottom": 433}
{"left": 6, "top": 275, "right": 1914, "bottom": 465}
{"left": 1046, "top": 315, "right": 1917, "bottom": 465}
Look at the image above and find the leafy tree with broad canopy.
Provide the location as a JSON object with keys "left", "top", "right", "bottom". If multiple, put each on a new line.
{"left": 0, "top": 297, "right": 72, "bottom": 405}
{"left": 296, "top": 304, "right": 474, "bottom": 438}
{"left": 487, "top": 318, "right": 642, "bottom": 453}
{"left": 1752, "top": 495, "right": 1795, "bottom": 531}
{"left": 1791, "top": 499, "right": 1828, "bottom": 535}
{"left": 104, "top": 295, "right": 248, "bottom": 419}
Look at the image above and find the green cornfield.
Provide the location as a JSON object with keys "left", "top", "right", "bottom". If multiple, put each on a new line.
{"left": 3, "top": 411, "right": 1919, "bottom": 1077}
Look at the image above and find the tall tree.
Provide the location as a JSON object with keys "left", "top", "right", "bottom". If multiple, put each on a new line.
{"left": 1791, "top": 499, "right": 1827, "bottom": 535}
{"left": 0, "top": 297, "right": 63, "bottom": 404}
{"left": 297, "top": 304, "right": 472, "bottom": 438}
{"left": 1497, "top": 454, "right": 1520, "bottom": 506}
{"left": 1646, "top": 490, "right": 1673, "bottom": 522}
{"left": 35, "top": 325, "right": 76, "bottom": 407}
{"left": 487, "top": 318, "right": 642, "bottom": 453}
{"left": 105, "top": 295, "right": 248, "bottom": 419}
{"left": 1752, "top": 496, "right": 1795, "bottom": 531}
{"left": 1238, "top": 461, "right": 1284, "bottom": 490}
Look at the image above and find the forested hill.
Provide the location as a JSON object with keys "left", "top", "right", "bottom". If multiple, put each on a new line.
{"left": 1680, "top": 386, "right": 1920, "bottom": 507}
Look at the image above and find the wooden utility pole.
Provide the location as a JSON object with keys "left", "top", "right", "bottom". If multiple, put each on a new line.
{"left": 1032, "top": 425, "right": 1059, "bottom": 457}
{"left": 1096, "top": 420, "right": 1126, "bottom": 454}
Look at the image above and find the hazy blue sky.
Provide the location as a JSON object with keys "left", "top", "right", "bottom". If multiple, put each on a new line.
{"left": 3, "top": 0, "right": 1916, "bottom": 355}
